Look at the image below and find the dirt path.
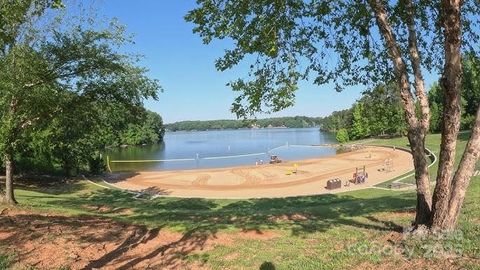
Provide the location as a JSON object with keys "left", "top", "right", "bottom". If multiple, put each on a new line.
{"left": 109, "top": 146, "right": 414, "bottom": 199}
{"left": 0, "top": 208, "right": 278, "bottom": 270}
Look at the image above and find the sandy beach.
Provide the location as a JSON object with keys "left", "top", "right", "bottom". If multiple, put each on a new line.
{"left": 108, "top": 146, "right": 414, "bottom": 199}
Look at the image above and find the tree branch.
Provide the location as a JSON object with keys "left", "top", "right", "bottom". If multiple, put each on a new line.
{"left": 368, "top": 0, "right": 418, "bottom": 128}
{"left": 405, "top": 0, "right": 430, "bottom": 133}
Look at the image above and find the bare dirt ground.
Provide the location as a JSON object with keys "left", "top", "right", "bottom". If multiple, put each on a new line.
{"left": 1, "top": 208, "right": 476, "bottom": 270}
{"left": 0, "top": 208, "right": 279, "bottom": 270}
{"left": 109, "top": 146, "right": 414, "bottom": 198}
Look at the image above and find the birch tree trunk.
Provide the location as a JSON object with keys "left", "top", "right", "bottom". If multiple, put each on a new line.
{"left": 369, "top": 0, "right": 432, "bottom": 225}
{"left": 442, "top": 107, "right": 480, "bottom": 229}
{"left": 405, "top": 0, "right": 433, "bottom": 225}
{"left": 431, "top": 107, "right": 480, "bottom": 231}
{"left": 408, "top": 134, "right": 432, "bottom": 225}
{"left": 431, "top": 0, "right": 464, "bottom": 230}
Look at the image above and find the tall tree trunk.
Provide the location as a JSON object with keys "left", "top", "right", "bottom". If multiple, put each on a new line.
{"left": 432, "top": 107, "right": 480, "bottom": 231}
{"left": 369, "top": 0, "right": 432, "bottom": 225}
{"left": 0, "top": 174, "right": 4, "bottom": 203}
{"left": 431, "top": 0, "right": 463, "bottom": 230}
{"left": 63, "top": 160, "right": 72, "bottom": 178}
{"left": 444, "top": 107, "right": 480, "bottom": 228}
{"left": 408, "top": 132, "right": 432, "bottom": 225}
{"left": 4, "top": 153, "right": 17, "bottom": 204}
{"left": 404, "top": 0, "right": 433, "bottom": 225}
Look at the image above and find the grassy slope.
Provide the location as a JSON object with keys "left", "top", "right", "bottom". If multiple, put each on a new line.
{"left": 371, "top": 132, "right": 472, "bottom": 187}
{"left": 1, "top": 133, "right": 479, "bottom": 269}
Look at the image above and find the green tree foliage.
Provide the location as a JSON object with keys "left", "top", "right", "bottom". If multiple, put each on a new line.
{"left": 186, "top": 0, "right": 478, "bottom": 118}
{"left": 428, "top": 83, "right": 443, "bottom": 133}
{"left": 317, "top": 109, "right": 352, "bottom": 132}
{"left": 335, "top": 128, "right": 349, "bottom": 143}
{"left": 319, "top": 84, "right": 406, "bottom": 139}
{"left": 166, "top": 116, "right": 320, "bottom": 131}
{"left": 0, "top": 2, "right": 163, "bottom": 201}
{"left": 460, "top": 54, "right": 480, "bottom": 129}
{"left": 428, "top": 55, "right": 480, "bottom": 132}
{"left": 357, "top": 84, "right": 405, "bottom": 137}
{"left": 120, "top": 111, "right": 165, "bottom": 146}
{"left": 167, "top": 119, "right": 249, "bottom": 131}
{"left": 16, "top": 106, "right": 164, "bottom": 176}
{"left": 350, "top": 102, "right": 369, "bottom": 139}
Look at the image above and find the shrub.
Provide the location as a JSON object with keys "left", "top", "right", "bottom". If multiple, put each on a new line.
{"left": 336, "top": 129, "right": 350, "bottom": 143}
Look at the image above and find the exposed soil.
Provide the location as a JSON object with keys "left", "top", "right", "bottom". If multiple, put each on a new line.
{"left": 0, "top": 208, "right": 477, "bottom": 269}
{"left": 0, "top": 208, "right": 278, "bottom": 270}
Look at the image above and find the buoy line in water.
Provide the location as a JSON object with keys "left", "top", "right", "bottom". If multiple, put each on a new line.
{"left": 202, "top": 152, "right": 267, "bottom": 160}
{"left": 110, "top": 158, "right": 196, "bottom": 163}
{"left": 108, "top": 144, "right": 286, "bottom": 163}
{"left": 109, "top": 142, "right": 376, "bottom": 165}
{"left": 107, "top": 143, "right": 339, "bottom": 166}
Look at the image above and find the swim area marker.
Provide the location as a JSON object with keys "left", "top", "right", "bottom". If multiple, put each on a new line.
{"left": 110, "top": 158, "right": 197, "bottom": 163}
{"left": 202, "top": 152, "right": 266, "bottom": 160}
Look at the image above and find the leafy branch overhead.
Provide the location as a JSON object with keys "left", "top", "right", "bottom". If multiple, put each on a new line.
{"left": 187, "top": 0, "right": 480, "bottom": 231}
{"left": 186, "top": 0, "right": 478, "bottom": 118}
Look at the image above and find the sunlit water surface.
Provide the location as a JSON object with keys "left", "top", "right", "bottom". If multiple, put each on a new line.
{"left": 107, "top": 128, "right": 337, "bottom": 171}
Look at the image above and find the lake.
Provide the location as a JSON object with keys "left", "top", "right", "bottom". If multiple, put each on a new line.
{"left": 107, "top": 128, "right": 337, "bottom": 171}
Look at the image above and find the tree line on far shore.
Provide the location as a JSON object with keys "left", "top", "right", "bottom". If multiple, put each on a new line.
{"left": 166, "top": 116, "right": 321, "bottom": 131}
{"left": 320, "top": 54, "right": 480, "bottom": 143}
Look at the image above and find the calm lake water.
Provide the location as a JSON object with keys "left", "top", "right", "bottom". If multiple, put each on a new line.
{"left": 107, "top": 128, "right": 337, "bottom": 171}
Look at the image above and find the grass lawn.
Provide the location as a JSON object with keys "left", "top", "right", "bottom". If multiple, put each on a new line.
{"left": 371, "top": 132, "right": 472, "bottom": 187}
{"left": 1, "top": 133, "right": 479, "bottom": 269}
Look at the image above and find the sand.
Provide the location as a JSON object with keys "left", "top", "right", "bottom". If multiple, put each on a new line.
{"left": 108, "top": 146, "right": 414, "bottom": 199}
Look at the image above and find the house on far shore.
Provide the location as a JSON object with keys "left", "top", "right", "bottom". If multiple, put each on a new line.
{"left": 268, "top": 124, "right": 287, "bottom": 129}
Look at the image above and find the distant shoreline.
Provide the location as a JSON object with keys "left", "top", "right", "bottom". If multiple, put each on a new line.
{"left": 164, "top": 116, "right": 323, "bottom": 132}
{"left": 165, "top": 126, "right": 322, "bottom": 133}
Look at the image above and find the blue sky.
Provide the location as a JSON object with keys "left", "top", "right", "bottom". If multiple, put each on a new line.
{"left": 90, "top": 0, "right": 439, "bottom": 124}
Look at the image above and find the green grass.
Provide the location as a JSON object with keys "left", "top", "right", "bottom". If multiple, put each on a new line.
{"left": 370, "top": 132, "right": 472, "bottom": 186}
{"left": 0, "top": 252, "right": 15, "bottom": 270}
{"left": 15, "top": 182, "right": 418, "bottom": 232}
{"left": 1, "top": 132, "right": 479, "bottom": 269}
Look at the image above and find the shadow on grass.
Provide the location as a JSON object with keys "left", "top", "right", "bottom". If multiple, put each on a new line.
{"left": 3, "top": 176, "right": 87, "bottom": 195}
{"left": 103, "top": 172, "right": 140, "bottom": 184}
{"left": 6, "top": 184, "right": 418, "bottom": 268}
{"left": 259, "top": 261, "right": 276, "bottom": 270}
{"left": 458, "top": 131, "right": 472, "bottom": 141}
{"left": 40, "top": 187, "right": 416, "bottom": 237}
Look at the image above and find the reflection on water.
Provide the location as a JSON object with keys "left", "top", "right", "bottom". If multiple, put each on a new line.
{"left": 107, "top": 128, "right": 337, "bottom": 171}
